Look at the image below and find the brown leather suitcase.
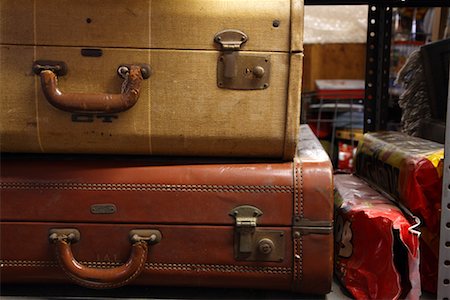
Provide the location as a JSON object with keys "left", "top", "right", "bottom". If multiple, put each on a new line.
{"left": 0, "top": 127, "right": 332, "bottom": 294}
{"left": 0, "top": 0, "right": 304, "bottom": 159}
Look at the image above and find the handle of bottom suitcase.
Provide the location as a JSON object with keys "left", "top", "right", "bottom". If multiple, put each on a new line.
{"left": 33, "top": 61, "right": 151, "bottom": 114}
{"left": 49, "top": 229, "right": 161, "bottom": 289}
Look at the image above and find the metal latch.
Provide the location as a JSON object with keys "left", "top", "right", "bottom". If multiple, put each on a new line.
{"left": 229, "top": 205, "right": 284, "bottom": 262}
{"left": 230, "top": 205, "right": 262, "bottom": 254}
{"left": 214, "top": 29, "right": 270, "bottom": 90}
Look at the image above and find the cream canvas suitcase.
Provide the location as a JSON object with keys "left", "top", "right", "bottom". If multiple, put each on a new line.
{"left": 0, "top": 0, "right": 304, "bottom": 159}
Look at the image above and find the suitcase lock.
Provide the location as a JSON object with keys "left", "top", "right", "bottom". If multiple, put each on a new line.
{"left": 229, "top": 205, "right": 284, "bottom": 262}
{"left": 214, "top": 30, "right": 271, "bottom": 90}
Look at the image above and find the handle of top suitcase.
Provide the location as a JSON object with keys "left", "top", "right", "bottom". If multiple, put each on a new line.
{"left": 32, "top": 61, "right": 151, "bottom": 114}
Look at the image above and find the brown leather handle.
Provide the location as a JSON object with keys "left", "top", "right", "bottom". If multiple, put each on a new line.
{"left": 39, "top": 65, "right": 145, "bottom": 114}
{"left": 50, "top": 233, "right": 157, "bottom": 289}
{"left": 53, "top": 240, "right": 148, "bottom": 289}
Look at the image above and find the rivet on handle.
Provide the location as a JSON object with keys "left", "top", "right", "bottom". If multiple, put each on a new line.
{"left": 129, "top": 229, "right": 162, "bottom": 245}
{"left": 33, "top": 60, "right": 68, "bottom": 76}
{"left": 49, "top": 228, "right": 80, "bottom": 243}
{"left": 117, "top": 64, "right": 152, "bottom": 80}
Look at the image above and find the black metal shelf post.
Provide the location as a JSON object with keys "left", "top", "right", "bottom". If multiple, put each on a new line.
{"left": 364, "top": 3, "right": 392, "bottom": 132}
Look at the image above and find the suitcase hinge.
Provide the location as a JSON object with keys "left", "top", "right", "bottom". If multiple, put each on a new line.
{"left": 292, "top": 218, "right": 333, "bottom": 236}
{"left": 214, "top": 29, "right": 270, "bottom": 90}
{"left": 229, "top": 205, "right": 284, "bottom": 262}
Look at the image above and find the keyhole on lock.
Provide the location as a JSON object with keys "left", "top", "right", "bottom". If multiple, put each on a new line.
{"left": 258, "top": 238, "right": 274, "bottom": 255}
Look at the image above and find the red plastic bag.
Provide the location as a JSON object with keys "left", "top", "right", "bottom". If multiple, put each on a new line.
{"left": 354, "top": 131, "right": 443, "bottom": 292}
{"left": 335, "top": 174, "right": 421, "bottom": 300}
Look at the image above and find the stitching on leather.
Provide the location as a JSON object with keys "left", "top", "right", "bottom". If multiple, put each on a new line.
{"left": 298, "top": 162, "right": 304, "bottom": 282}
{"left": 87, "top": 243, "right": 148, "bottom": 289}
{"left": 144, "top": 263, "right": 291, "bottom": 274}
{"left": 299, "top": 162, "right": 304, "bottom": 218}
{"left": 0, "top": 260, "right": 57, "bottom": 268}
{"left": 85, "top": 243, "right": 147, "bottom": 289}
{"left": 0, "top": 260, "right": 291, "bottom": 275}
{"left": 293, "top": 238, "right": 299, "bottom": 281}
{"left": 110, "top": 243, "right": 148, "bottom": 288}
{"left": 299, "top": 236, "right": 303, "bottom": 281}
{"left": 54, "top": 241, "right": 97, "bottom": 288}
{"left": 0, "top": 182, "right": 293, "bottom": 194}
{"left": 292, "top": 161, "right": 304, "bottom": 288}
{"left": 294, "top": 163, "right": 299, "bottom": 216}
{"left": 54, "top": 242, "right": 147, "bottom": 289}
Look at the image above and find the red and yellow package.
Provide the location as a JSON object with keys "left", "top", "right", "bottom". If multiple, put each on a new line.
{"left": 335, "top": 174, "right": 421, "bottom": 300}
{"left": 354, "top": 131, "right": 443, "bottom": 292}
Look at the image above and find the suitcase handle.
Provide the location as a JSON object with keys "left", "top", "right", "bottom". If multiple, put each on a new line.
{"left": 49, "top": 229, "right": 161, "bottom": 289}
{"left": 34, "top": 62, "right": 151, "bottom": 114}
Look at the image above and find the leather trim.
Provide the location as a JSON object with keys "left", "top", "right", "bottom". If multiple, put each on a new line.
{"left": 144, "top": 263, "right": 291, "bottom": 274}
{"left": 294, "top": 160, "right": 299, "bottom": 216}
{"left": 0, "top": 260, "right": 292, "bottom": 275}
{"left": 293, "top": 236, "right": 302, "bottom": 282}
{"left": 298, "top": 161, "right": 304, "bottom": 218}
{"left": 293, "top": 158, "right": 304, "bottom": 218}
{"left": 292, "top": 159, "right": 304, "bottom": 289}
{"left": 0, "top": 182, "right": 293, "bottom": 194}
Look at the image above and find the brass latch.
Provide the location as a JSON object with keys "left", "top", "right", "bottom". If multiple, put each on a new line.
{"left": 214, "top": 30, "right": 271, "bottom": 90}
{"left": 229, "top": 205, "right": 284, "bottom": 262}
{"left": 230, "top": 205, "right": 262, "bottom": 254}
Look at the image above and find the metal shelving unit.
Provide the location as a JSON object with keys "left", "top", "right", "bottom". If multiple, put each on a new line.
{"left": 306, "top": 0, "right": 449, "bottom": 297}
{"left": 363, "top": 0, "right": 447, "bottom": 132}
{"left": 364, "top": 2, "right": 449, "bottom": 298}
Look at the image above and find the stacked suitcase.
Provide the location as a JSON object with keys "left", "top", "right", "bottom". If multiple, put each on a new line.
{"left": 0, "top": 0, "right": 334, "bottom": 295}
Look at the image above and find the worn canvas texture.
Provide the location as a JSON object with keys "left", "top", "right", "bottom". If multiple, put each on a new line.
{"left": 0, "top": 0, "right": 304, "bottom": 159}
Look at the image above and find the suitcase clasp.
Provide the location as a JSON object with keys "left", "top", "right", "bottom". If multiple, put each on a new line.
{"left": 229, "top": 205, "right": 284, "bottom": 262}
{"left": 214, "top": 30, "right": 271, "bottom": 90}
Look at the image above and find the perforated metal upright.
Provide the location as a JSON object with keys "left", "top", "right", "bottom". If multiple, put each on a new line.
{"left": 438, "top": 68, "right": 450, "bottom": 300}
{"left": 364, "top": 2, "right": 391, "bottom": 132}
